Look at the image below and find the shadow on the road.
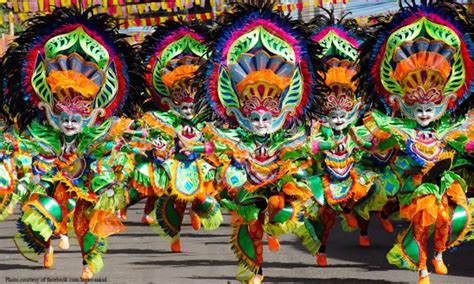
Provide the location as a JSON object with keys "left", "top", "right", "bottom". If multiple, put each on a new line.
{"left": 0, "top": 235, "right": 14, "bottom": 240}
{"left": 122, "top": 220, "right": 231, "bottom": 228}
{"left": 107, "top": 248, "right": 173, "bottom": 255}
{"left": 129, "top": 259, "right": 371, "bottom": 270}
{"left": 0, "top": 263, "right": 43, "bottom": 270}
{"left": 113, "top": 233, "right": 159, "bottom": 238}
{"left": 289, "top": 219, "right": 474, "bottom": 278}
{"left": 180, "top": 233, "right": 230, "bottom": 238}
{"left": 203, "top": 240, "right": 298, "bottom": 246}
{"left": 130, "top": 259, "right": 236, "bottom": 267}
{"left": 186, "top": 276, "right": 408, "bottom": 283}
{"left": 0, "top": 249, "right": 22, "bottom": 254}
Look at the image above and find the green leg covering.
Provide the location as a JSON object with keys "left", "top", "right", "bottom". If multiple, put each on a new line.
{"left": 231, "top": 220, "right": 263, "bottom": 277}
{"left": 447, "top": 204, "right": 472, "bottom": 247}
{"left": 386, "top": 225, "right": 420, "bottom": 271}
{"left": 293, "top": 218, "right": 321, "bottom": 255}
{"left": 263, "top": 202, "right": 300, "bottom": 237}
{"left": 81, "top": 231, "right": 107, "bottom": 274}
{"left": 14, "top": 195, "right": 63, "bottom": 262}
{"left": 191, "top": 196, "right": 223, "bottom": 230}
{"left": 152, "top": 195, "right": 185, "bottom": 239}
{"left": 0, "top": 192, "right": 15, "bottom": 221}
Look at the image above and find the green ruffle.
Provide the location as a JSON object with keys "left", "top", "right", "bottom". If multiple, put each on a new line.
{"left": 235, "top": 263, "right": 255, "bottom": 282}
{"left": 84, "top": 238, "right": 108, "bottom": 274}
{"left": 0, "top": 193, "right": 15, "bottom": 221}
{"left": 14, "top": 179, "right": 31, "bottom": 202}
{"left": 200, "top": 210, "right": 223, "bottom": 231}
{"left": 94, "top": 186, "right": 127, "bottom": 211}
{"left": 27, "top": 120, "right": 61, "bottom": 154}
{"left": 220, "top": 198, "right": 236, "bottom": 211}
{"left": 131, "top": 163, "right": 152, "bottom": 188}
{"left": 399, "top": 171, "right": 466, "bottom": 205}
{"left": 354, "top": 187, "right": 388, "bottom": 221}
{"left": 222, "top": 198, "right": 261, "bottom": 223}
{"left": 370, "top": 110, "right": 415, "bottom": 151}
{"left": 200, "top": 161, "right": 216, "bottom": 182}
{"left": 22, "top": 209, "right": 54, "bottom": 241}
{"left": 386, "top": 243, "right": 418, "bottom": 272}
{"left": 340, "top": 216, "right": 358, "bottom": 233}
{"left": 236, "top": 205, "right": 260, "bottom": 223}
{"left": 293, "top": 219, "right": 320, "bottom": 255}
{"left": 262, "top": 220, "right": 299, "bottom": 237}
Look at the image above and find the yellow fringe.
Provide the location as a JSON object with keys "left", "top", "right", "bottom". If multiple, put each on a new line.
{"left": 51, "top": 174, "right": 95, "bottom": 202}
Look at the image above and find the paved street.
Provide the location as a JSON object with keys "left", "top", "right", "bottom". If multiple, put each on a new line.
{"left": 0, "top": 203, "right": 473, "bottom": 284}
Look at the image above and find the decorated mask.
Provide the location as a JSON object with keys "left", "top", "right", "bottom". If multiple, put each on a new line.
{"left": 368, "top": 2, "right": 473, "bottom": 126}
{"left": 201, "top": 4, "right": 319, "bottom": 136}
{"left": 323, "top": 58, "right": 361, "bottom": 131}
{"left": 141, "top": 21, "right": 208, "bottom": 120}
{"left": 2, "top": 7, "right": 144, "bottom": 134}
{"left": 310, "top": 12, "right": 365, "bottom": 131}
{"left": 37, "top": 50, "right": 109, "bottom": 136}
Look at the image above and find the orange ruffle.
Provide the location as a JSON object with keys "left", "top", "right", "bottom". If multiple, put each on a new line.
{"left": 236, "top": 69, "right": 290, "bottom": 93}
{"left": 392, "top": 52, "right": 451, "bottom": 82}
{"left": 400, "top": 195, "right": 438, "bottom": 227}
{"left": 362, "top": 113, "right": 392, "bottom": 141}
{"left": 109, "top": 118, "right": 133, "bottom": 137}
{"left": 131, "top": 179, "right": 155, "bottom": 196}
{"left": 324, "top": 66, "right": 357, "bottom": 91}
{"left": 162, "top": 65, "right": 199, "bottom": 87}
{"left": 47, "top": 70, "right": 99, "bottom": 98}
{"left": 268, "top": 194, "right": 285, "bottom": 212}
{"left": 142, "top": 113, "right": 176, "bottom": 139}
{"left": 446, "top": 181, "right": 467, "bottom": 206}
{"left": 89, "top": 210, "right": 126, "bottom": 238}
{"left": 282, "top": 181, "right": 312, "bottom": 203}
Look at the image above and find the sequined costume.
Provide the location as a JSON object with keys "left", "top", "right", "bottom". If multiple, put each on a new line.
{"left": 123, "top": 21, "right": 223, "bottom": 252}
{"left": 0, "top": 6, "right": 146, "bottom": 280}
{"left": 297, "top": 10, "right": 387, "bottom": 266}
{"left": 358, "top": 1, "right": 474, "bottom": 283}
{"left": 195, "top": 2, "right": 325, "bottom": 282}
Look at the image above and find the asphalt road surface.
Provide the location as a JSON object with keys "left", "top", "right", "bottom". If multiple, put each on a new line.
{"left": 0, "top": 203, "right": 473, "bottom": 284}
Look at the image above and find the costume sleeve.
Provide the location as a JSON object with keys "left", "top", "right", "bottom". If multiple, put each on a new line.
{"left": 363, "top": 110, "right": 412, "bottom": 151}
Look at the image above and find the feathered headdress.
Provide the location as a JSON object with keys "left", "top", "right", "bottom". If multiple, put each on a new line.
{"left": 2, "top": 6, "right": 146, "bottom": 130}
{"left": 197, "top": 1, "right": 325, "bottom": 134}
{"left": 309, "top": 8, "right": 367, "bottom": 122}
{"left": 360, "top": 0, "right": 473, "bottom": 119}
{"left": 140, "top": 20, "right": 210, "bottom": 113}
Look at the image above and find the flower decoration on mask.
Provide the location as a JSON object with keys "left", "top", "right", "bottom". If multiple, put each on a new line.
{"left": 228, "top": 50, "right": 296, "bottom": 135}
{"left": 141, "top": 21, "right": 208, "bottom": 119}
{"left": 368, "top": 1, "right": 474, "bottom": 126}
{"left": 201, "top": 4, "right": 318, "bottom": 136}
{"left": 161, "top": 56, "right": 202, "bottom": 106}
{"left": 323, "top": 58, "right": 358, "bottom": 113}
{"left": 46, "top": 53, "right": 106, "bottom": 116}
{"left": 309, "top": 10, "right": 365, "bottom": 131}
